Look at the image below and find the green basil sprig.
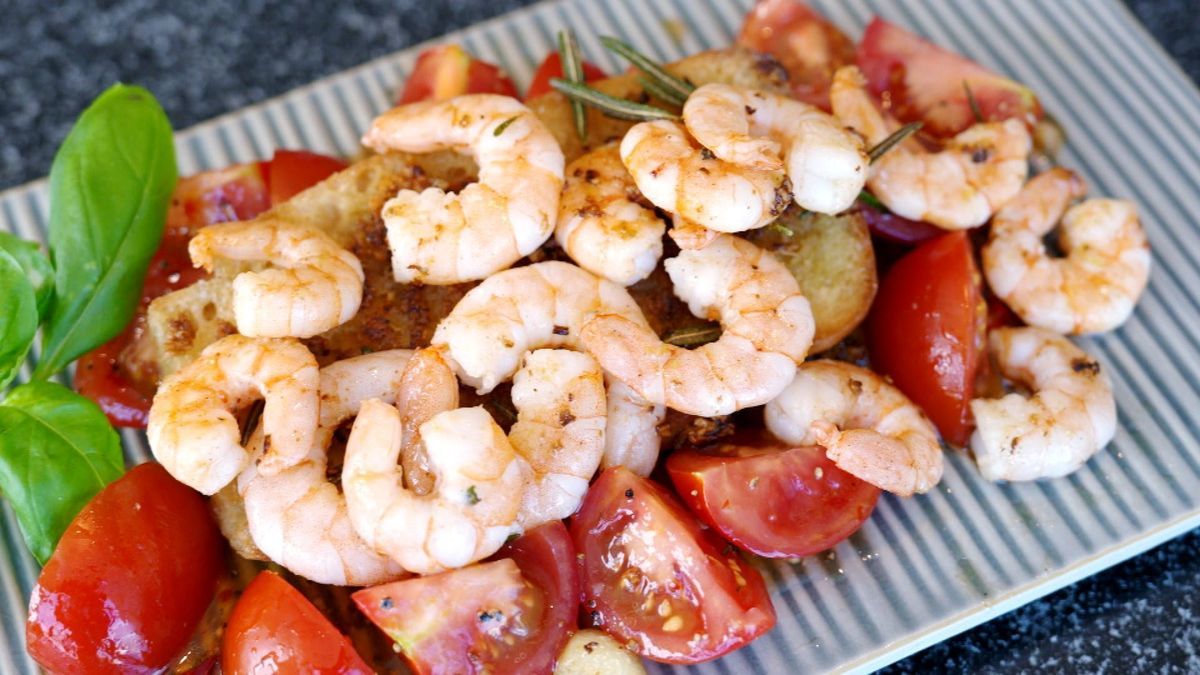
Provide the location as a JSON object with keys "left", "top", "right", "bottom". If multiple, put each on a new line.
{"left": 0, "top": 251, "right": 38, "bottom": 391}
{"left": 33, "top": 84, "right": 177, "bottom": 379}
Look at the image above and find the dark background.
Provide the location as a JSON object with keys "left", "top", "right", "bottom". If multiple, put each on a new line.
{"left": 2, "top": 0, "right": 1198, "bottom": 672}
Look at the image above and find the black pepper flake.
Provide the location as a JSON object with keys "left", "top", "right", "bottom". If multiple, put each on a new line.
{"left": 1071, "top": 358, "right": 1101, "bottom": 375}
{"left": 553, "top": 325, "right": 570, "bottom": 336}
{"left": 700, "top": 148, "right": 716, "bottom": 160}
{"left": 744, "top": 105, "right": 757, "bottom": 115}
{"left": 584, "top": 641, "right": 599, "bottom": 653}
{"left": 478, "top": 609, "right": 503, "bottom": 622}
{"left": 559, "top": 409, "right": 576, "bottom": 425}
{"left": 722, "top": 543, "right": 735, "bottom": 556}
{"left": 624, "top": 488, "right": 634, "bottom": 499}
{"left": 971, "top": 148, "right": 990, "bottom": 163}
{"left": 590, "top": 610, "right": 602, "bottom": 625}
{"left": 584, "top": 169, "right": 599, "bottom": 183}
{"left": 381, "top": 597, "right": 394, "bottom": 609}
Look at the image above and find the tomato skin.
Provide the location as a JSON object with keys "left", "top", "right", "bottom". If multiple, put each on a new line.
{"left": 26, "top": 463, "right": 224, "bottom": 674}
{"left": 525, "top": 52, "right": 607, "bottom": 99}
{"left": 222, "top": 571, "right": 371, "bottom": 675}
{"left": 667, "top": 432, "right": 880, "bottom": 558}
{"left": 572, "top": 467, "right": 776, "bottom": 664}
{"left": 266, "top": 149, "right": 348, "bottom": 205}
{"left": 737, "top": 0, "right": 855, "bottom": 110}
{"left": 866, "top": 231, "right": 985, "bottom": 446}
{"left": 353, "top": 522, "right": 578, "bottom": 675}
{"left": 399, "top": 44, "right": 518, "bottom": 104}
{"left": 856, "top": 17, "right": 1042, "bottom": 137}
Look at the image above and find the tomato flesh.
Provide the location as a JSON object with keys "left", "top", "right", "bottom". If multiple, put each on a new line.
{"left": 222, "top": 571, "right": 371, "bottom": 675}
{"left": 737, "top": 0, "right": 855, "bottom": 110}
{"left": 26, "top": 463, "right": 224, "bottom": 674}
{"left": 266, "top": 149, "right": 348, "bottom": 205}
{"left": 866, "top": 231, "right": 985, "bottom": 446}
{"left": 525, "top": 52, "right": 607, "bottom": 100}
{"left": 856, "top": 16, "right": 1042, "bottom": 137}
{"left": 398, "top": 44, "right": 518, "bottom": 104}
{"left": 667, "top": 432, "right": 881, "bottom": 558}
{"left": 572, "top": 467, "right": 775, "bottom": 664}
{"left": 353, "top": 522, "right": 578, "bottom": 675}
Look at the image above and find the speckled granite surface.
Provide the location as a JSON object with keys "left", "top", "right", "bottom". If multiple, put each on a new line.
{"left": 2, "top": 0, "right": 1198, "bottom": 671}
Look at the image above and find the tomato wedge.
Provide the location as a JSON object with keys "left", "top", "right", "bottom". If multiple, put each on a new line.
{"left": 667, "top": 431, "right": 880, "bottom": 558}
{"left": 353, "top": 522, "right": 578, "bottom": 675}
{"left": 222, "top": 570, "right": 371, "bottom": 675}
{"left": 572, "top": 467, "right": 775, "bottom": 664}
{"left": 866, "top": 231, "right": 985, "bottom": 446}
{"left": 856, "top": 16, "right": 1042, "bottom": 137}
{"left": 26, "top": 463, "right": 224, "bottom": 674}
{"left": 737, "top": 0, "right": 855, "bottom": 110}
{"left": 265, "top": 149, "right": 348, "bottom": 205}
{"left": 525, "top": 52, "right": 607, "bottom": 100}
{"left": 398, "top": 44, "right": 518, "bottom": 104}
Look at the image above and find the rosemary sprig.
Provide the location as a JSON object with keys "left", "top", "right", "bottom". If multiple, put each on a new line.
{"left": 664, "top": 324, "right": 722, "bottom": 347}
{"left": 639, "top": 75, "right": 686, "bottom": 108}
{"left": 600, "top": 36, "right": 694, "bottom": 104}
{"left": 963, "top": 80, "right": 983, "bottom": 123}
{"left": 549, "top": 78, "right": 679, "bottom": 121}
{"left": 767, "top": 221, "right": 795, "bottom": 238}
{"left": 558, "top": 31, "right": 589, "bottom": 140}
{"left": 492, "top": 115, "right": 520, "bottom": 136}
{"left": 867, "top": 121, "right": 923, "bottom": 164}
{"left": 857, "top": 190, "right": 885, "bottom": 211}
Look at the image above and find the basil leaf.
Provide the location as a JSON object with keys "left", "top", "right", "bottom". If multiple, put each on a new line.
{"left": 0, "top": 251, "right": 38, "bottom": 390}
{"left": 34, "top": 84, "right": 176, "bottom": 380}
{"left": 0, "top": 232, "right": 54, "bottom": 320}
{"left": 0, "top": 381, "right": 124, "bottom": 563}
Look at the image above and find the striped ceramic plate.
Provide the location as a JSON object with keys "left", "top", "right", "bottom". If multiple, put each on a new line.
{"left": 3, "top": 0, "right": 1198, "bottom": 672}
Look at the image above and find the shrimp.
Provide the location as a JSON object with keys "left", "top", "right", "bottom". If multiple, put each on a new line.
{"left": 982, "top": 168, "right": 1151, "bottom": 334}
{"left": 147, "top": 334, "right": 319, "bottom": 495}
{"left": 620, "top": 119, "right": 790, "bottom": 235}
{"left": 343, "top": 401, "right": 529, "bottom": 575}
{"left": 970, "top": 327, "right": 1116, "bottom": 481}
{"left": 829, "top": 66, "right": 1031, "bottom": 230}
{"left": 188, "top": 217, "right": 364, "bottom": 338}
{"left": 395, "top": 347, "right": 461, "bottom": 496}
{"left": 556, "top": 144, "right": 666, "bottom": 286}
{"left": 361, "top": 94, "right": 565, "bottom": 284}
{"left": 581, "top": 233, "right": 813, "bottom": 417}
{"left": 509, "top": 349, "right": 606, "bottom": 527}
{"left": 432, "top": 261, "right": 665, "bottom": 474}
{"left": 682, "top": 83, "right": 868, "bottom": 215}
{"left": 765, "top": 360, "right": 943, "bottom": 496}
{"left": 235, "top": 350, "right": 414, "bottom": 586}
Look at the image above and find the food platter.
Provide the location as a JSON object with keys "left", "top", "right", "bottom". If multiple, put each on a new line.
{"left": 3, "top": 0, "right": 1200, "bottom": 672}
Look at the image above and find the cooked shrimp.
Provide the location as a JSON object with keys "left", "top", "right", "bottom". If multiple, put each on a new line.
{"left": 829, "top": 66, "right": 1031, "bottom": 230}
{"left": 765, "top": 360, "right": 943, "bottom": 496}
{"left": 602, "top": 378, "right": 666, "bottom": 477}
{"left": 970, "top": 327, "right": 1116, "bottom": 481}
{"left": 620, "top": 119, "right": 790, "bottom": 235}
{"left": 362, "top": 95, "right": 564, "bottom": 284}
{"left": 556, "top": 144, "right": 666, "bottom": 286}
{"left": 343, "top": 401, "right": 529, "bottom": 574}
{"left": 582, "top": 233, "right": 813, "bottom": 417}
{"left": 395, "top": 347, "right": 460, "bottom": 496}
{"left": 147, "top": 334, "right": 319, "bottom": 495}
{"left": 682, "top": 83, "right": 867, "bottom": 215}
{"left": 236, "top": 350, "right": 413, "bottom": 586}
{"left": 509, "top": 349, "right": 606, "bottom": 527}
{"left": 188, "top": 217, "right": 364, "bottom": 338}
{"left": 982, "top": 168, "right": 1151, "bottom": 334}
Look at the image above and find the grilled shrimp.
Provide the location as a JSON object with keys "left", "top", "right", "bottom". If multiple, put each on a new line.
{"left": 147, "top": 334, "right": 319, "bottom": 495}
{"left": 582, "top": 233, "right": 813, "bottom": 417}
{"left": 982, "top": 168, "right": 1151, "bottom": 334}
{"left": 829, "top": 66, "right": 1031, "bottom": 230}
{"left": 556, "top": 144, "right": 666, "bottom": 286}
{"left": 362, "top": 94, "right": 565, "bottom": 284}
{"left": 343, "top": 401, "right": 529, "bottom": 575}
{"left": 236, "top": 350, "right": 413, "bottom": 586}
{"left": 395, "top": 347, "right": 461, "bottom": 496}
{"left": 765, "top": 360, "right": 943, "bottom": 496}
{"left": 682, "top": 83, "right": 867, "bottom": 215}
{"left": 188, "top": 217, "right": 364, "bottom": 338}
{"left": 509, "top": 349, "right": 606, "bottom": 527}
{"left": 432, "top": 261, "right": 665, "bottom": 474}
{"left": 620, "top": 119, "right": 790, "bottom": 235}
{"left": 970, "top": 327, "right": 1116, "bottom": 481}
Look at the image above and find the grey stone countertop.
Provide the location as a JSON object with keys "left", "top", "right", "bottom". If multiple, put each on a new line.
{"left": 1, "top": 0, "right": 1197, "bottom": 672}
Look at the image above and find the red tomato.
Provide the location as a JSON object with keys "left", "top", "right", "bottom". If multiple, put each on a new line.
{"left": 667, "top": 431, "right": 881, "bottom": 558}
{"left": 866, "top": 231, "right": 985, "bottom": 446}
{"left": 26, "top": 463, "right": 224, "bottom": 674}
{"left": 525, "top": 52, "right": 607, "bottom": 100}
{"left": 398, "top": 44, "right": 518, "bottom": 104}
{"left": 222, "top": 571, "right": 371, "bottom": 675}
{"left": 859, "top": 203, "right": 943, "bottom": 245}
{"left": 265, "top": 149, "right": 348, "bottom": 205}
{"left": 737, "top": 0, "right": 855, "bottom": 110}
{"left": 856, "top": 16, "right": 1042, "bottom": 137}
{"left": 572, "top": 467, "right": 775, "bottom": 664}
{"left": 353, "top": 522, "right": 578, "bottom": 675}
